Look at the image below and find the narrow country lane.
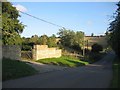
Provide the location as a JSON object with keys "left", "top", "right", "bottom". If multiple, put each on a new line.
{"left": 3, "top": 52, "right": 116, "bottom": 88}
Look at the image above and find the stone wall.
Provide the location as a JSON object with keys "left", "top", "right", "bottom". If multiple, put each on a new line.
{"left": 32, "top": 45, "right": 61, "bottom": 60}
{"left": 2, "top": 45, "right": 21, "bottom": 60}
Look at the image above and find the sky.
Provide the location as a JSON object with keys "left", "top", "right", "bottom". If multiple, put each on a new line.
{"left": 12, "top": 2, "right": 118, "bottom": 37}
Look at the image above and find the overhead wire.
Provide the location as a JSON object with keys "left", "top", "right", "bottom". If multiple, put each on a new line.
{"left": 19, "top": 10, "right": 71, "bottom": 30}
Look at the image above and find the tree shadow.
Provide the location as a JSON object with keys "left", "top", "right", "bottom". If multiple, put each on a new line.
{"left": 65, "top": 59, "right": 85, "bottom": 67}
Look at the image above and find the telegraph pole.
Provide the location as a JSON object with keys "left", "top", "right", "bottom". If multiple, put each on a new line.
{"left": 87, "top": 40, "right": 88, "bottom": 50}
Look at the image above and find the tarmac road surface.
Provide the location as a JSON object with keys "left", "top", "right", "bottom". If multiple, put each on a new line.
{"left": 3, "top": 52, "right": 115, "bottom": 88}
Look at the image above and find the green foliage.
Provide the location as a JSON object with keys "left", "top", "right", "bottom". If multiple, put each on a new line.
{"left": 2, "top": 2, "right": 25, "bottom": 45}
{"left": 30, "top": 35, "right": 39, "bottom": 45}
{"left": 22, "top": 44, "right": 32, "bottom": 51}
{"left": 21, "top": 37, "right": 32, "bottom": 51}
{"left": 39, "top": 34, "right": 48, "bottom": 45}
{"left": 74, "top": 31, "right": 84, "bottom": 49}
{"left": 2, "top": 58, "right": 38, "bottom": 81}
{"left": 111, "top": 57, "right": 120, "bottom": 88}
{"left": 91, "top": 43, "right": 103, "bottom": 53}
{"left": 36, "top": 56, "right": 89, "bottom": 67}
{"left": 58, "top": 28, "right": 74, "bottom": 47}
{"left": 57, "top": 28, "right": 84, "bottom": 51}
{"left": 47, "top": 34, "right": 57, "bottom": 47}
{"left": 21, "top": 34, "right": 58, "bottom": 51}
{"left": 0, "top": 2, "right": 1, "bottom": 29}
{"left": 107, "top": 2, "right": 120, "bottom": 58}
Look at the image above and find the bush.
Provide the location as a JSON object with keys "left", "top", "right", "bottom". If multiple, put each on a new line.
{"left": 91, "top": 43, "right": 103, "bottom": 53}
{"left": 21, "top": 45, "right": 32, "bottom": 51}
{"left": 71, "top": 44, "right": 81, "bottom": 51}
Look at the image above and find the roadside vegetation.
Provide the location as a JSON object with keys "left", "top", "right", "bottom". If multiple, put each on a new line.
{"left": 83, "top": 43, "right": 107, "bottom": 63}
{"left": 110, "top": 57, "right": 120, "bottom": 88}
{"left": 86, "top": 52, "right": 106, "bottom": 64}
{"left": 36, "top": 56, "right": 89, "bottom": 67}
{"left": 21, "top": 28, "right": 107, "bottom": 65}
{"left": 2, "top": 58, "right": 38, "bottom": 81}
{"left": 107, "top": 2, "right": 120, "bottom": 59}
{"left": 107, "top": 2, "right": 120, "bottom": 88}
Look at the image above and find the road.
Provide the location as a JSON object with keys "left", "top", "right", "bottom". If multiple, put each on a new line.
{"left": 3, "top": 52, "right": 115, "bottom": 88}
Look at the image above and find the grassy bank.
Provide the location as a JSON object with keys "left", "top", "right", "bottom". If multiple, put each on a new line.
{"left": 36, "top": 56, "right": 89, "bottom": 67}
{"left": 2, "top": 58, "right": 38, "bottom": 81}
{"left": 111, "top": 57, "right": 120, "bottom": 88}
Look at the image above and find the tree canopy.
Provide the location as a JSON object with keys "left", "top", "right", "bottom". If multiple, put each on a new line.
{"left": 2, "top": 2, "right": 25, "bottom": 45}
{"left": 107, "top": 1, "right": 120, "bottom": 58}
{"left": 21, "top": 34, "right": 57, "bottom": 51}
{"left": 57, "top": 28, "right": 84, "bottom": 51}
{"left": 47, "top": 34, "right": 57, "bottom": 47}
{"left": 91, "top": 43, "right": 103, "bottom": 53}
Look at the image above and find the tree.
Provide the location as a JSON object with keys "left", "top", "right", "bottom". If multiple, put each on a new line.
{"left": 47, "top": 34, "right": 57, "bottom": 47}
{"left": 57, "top": 28, "right": 84, "bottom": 51}
{"left": 58, "top": 28, "right": 74, "bottom": 47}
{"left": 91, "top": 43, "right": 103, "bottom": 53}
{"left": 21, "top": 37, "right": 33, "bottom": 51}
{"left": 74, "top": 31, "right": 84, "bottom": 48}
{"left": 2, "top": 2, "right": 24, "bottom": 45}
{"left": 91, "top": 33, "right": 94, "bottom": 36}
{"left": 107, "top": 2, "right": 120, "bottom": 58}
{"left": 30, "top": 35, "right": 39, "bottom": 45}
{"left": 21, "top": 34, "right": 58, "bottom": 51}
{"left": 2, "top": 2, "right": 25, "bottom": 45}
{"left": 39, "top": 35, "right": 48, "bottom": 45}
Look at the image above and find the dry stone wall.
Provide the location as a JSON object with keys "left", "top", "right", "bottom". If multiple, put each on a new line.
{"left": 32, "top": 45, "right": 61, "bottom": 60}
{"left": 2, "top": 45, "right": 21, "bottom": 60}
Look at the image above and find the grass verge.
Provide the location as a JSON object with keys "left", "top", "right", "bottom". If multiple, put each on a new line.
{"left": 2, "top": 58, "right": 38, "bottom": 81}
{"left": 36, "top": 56, "right": 89, "bottom": 67}
{"left": 110, "top": 57, "right": 120, "bottom": 88}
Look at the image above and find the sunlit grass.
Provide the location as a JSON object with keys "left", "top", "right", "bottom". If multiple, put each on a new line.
{"left": 36, "top": 56, "right": 89, "bottom": 67}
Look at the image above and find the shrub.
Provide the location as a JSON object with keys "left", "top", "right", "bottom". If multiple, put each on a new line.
{"left": 91, "top": 43, "right": 103, "bottom": 53}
